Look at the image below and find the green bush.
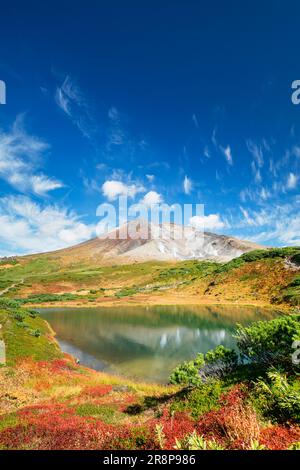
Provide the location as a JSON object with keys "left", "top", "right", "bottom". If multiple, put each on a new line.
{"left": 18, "top": 293, "right": 79, "bottom": 303}
{"left": 241, "top": 247, "right": 300, "bottom": 262}
{"left": 215, "top": 247, "right": 300, "bottom": 275}
{"left": 169, "top": 353, "right": 205, "bottom": 386}
{"left": 170, "top": 381, "right": 222, "bottom": 418}
{"left": 235, "top": 314, "right": 300, "bottom": 371}
{"left": 16, "top": 321, "right": 30, "bottom": 328}
{"left": 28, "top": 309, "right": 38, "bottom": 318}
{"left": 115, "top": 287, "right": 138, "bottom": 298}
{"left": 205, "top": 345, "right": 238, "bottom": 368}
{"left": 169, "top": 346, "right": 238, "bottom": 386}
{"left": 0, "top": 298, "right": 22, "bottom": 309}
{"left": 200, "top": 346, "right": 239, "bottom": 381}
{"left": 252, "top": 369, "right": 300, "bottom": 423}
{"left": 12, "top": 311, "right": 25, "bottom": 322}
{"left": 279, "top": 275, "right": 300, "bottom": 306}
{"left": 28, "top": 329, "right": 41, "bottom": 337}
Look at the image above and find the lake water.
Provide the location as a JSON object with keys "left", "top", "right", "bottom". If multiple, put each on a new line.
{"left": 40, "top": 305, "right": 280, "bottom": 383}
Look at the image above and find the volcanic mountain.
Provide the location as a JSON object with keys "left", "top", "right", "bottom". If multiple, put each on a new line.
{"left": 39, "top": 221, "right": 264, "bottom": 265}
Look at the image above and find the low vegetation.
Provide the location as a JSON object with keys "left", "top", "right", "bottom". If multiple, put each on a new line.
{"left": 0, "top": 301, "right": 299, "bottom": 449}
{"left": 0, "top": 303, "right": 62, "bottom": 366}
{"left": 0, "top": 247, "right": 299, "bottom": 450}
{"left": 167, "top": 313, "right": 300, "bottom": 448}
{"left": 0, "top": 247, "right": 299, "bottom": 308}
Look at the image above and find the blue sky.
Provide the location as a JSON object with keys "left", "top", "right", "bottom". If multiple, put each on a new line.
{"left": 0, "top": 0, "right": 299, "bottom": 256}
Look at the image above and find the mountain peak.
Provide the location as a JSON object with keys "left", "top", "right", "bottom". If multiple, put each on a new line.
{"left": 44, "top": 221, "right": 264, "bottom": 265}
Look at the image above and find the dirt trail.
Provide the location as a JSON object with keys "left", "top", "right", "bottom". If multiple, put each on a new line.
{"left": 0, "top": 279, "right": 24, "bottom": 296}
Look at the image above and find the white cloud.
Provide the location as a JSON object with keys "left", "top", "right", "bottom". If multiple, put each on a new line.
{"left": 203, "top": 146, "right": 210, "bottom": 158}
{"left": 246, "top": 140, "right": 264, "bottom": 168}
{"left": 251, "top": 161, "right": 262, "bottom": 183}
{"left": 30, "top": 175, "right": 63, "bottom": 196}
{"left": 259, "top": 187, "right": 271, "bottom": 200}
{"left": 0, "top": 195, "right": 95, "bottom": 256}
{"left": 141, "top": 191, "right": 163, "bottom": 206}
{"left": 240, "top": 185, "right": 271, "bottom": 203}
{"left": 102, "top": 180, "right": 145, "bottom": 201}
{"left": 192, "top": 113, "right": 199, "bottom": 129}
{"left": 55, "top": 76, "right": 83, "bottom": 115}
{"left": 190, "top": 214, "right": 225, "bottom": 231}
{"left": 0, "top": 116, "right": 64, "bottom": 196}
{"left": 211, "top": 128, "right": 218, "bottom": 147}
{"left": 276, "top": 216, "right": 300, "bottom": 245}
{"left": 211, "top": 129, "right": 233, "bottom": 165}
{"left": 286, "top": 172, "right": 298, "bottom": 190}
{"left": 220, "top": 145, "right": 233, "bottom": 165}
{"left": 240, "top": 207, "right": 256, "bottom": 226}
{"left": 55, "top": 76, "right": 96, "bottom": 139}
{"left": 106, "top": 106, "right": 126, "bottom": 148}
{"left": 146, "top": 174, "right": 155, "bottom": 182}
{"left": 183, "top": 175, "right": 193, "bottom": 195}
{"left": 233, "top": 202, "right": 300, "bottom": 246}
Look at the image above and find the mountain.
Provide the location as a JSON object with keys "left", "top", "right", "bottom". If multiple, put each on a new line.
{"left": 41, "top": 221, "right": 264, "bottom": 265}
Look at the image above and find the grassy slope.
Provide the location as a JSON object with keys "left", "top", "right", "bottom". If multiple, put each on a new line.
{"left": 0, "top": 247, "right": 299, "bottom": 308}
{"left": 0, "top": 306, "right": 62, "bottom": 366}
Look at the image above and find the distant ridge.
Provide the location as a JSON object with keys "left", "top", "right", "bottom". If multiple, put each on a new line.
{"left": 26, "top": 221, "right": 264, "bottom": 265}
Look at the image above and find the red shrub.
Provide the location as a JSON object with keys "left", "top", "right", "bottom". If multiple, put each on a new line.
{"left": 196, "top": 385, "right": 260, "bottom": 449}
{"left": 0, "top": 403, "right": 114, "bottom": 450}
{"left": 149, "top": 408, "right": 195, "bottom": 450}
{"left": 35, "top": 358, "right": 75, "bottom": 374}
{"left": 82, "top": 385, "right": 113, "bottom": 398}
{"left": 48, "top": 358, "right": 75, "bottom": 373}
{"left": 260, "top": 425, "right": 300, "bottom": 450}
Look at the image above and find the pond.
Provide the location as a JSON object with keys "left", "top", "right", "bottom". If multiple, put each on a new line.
{"left": 40, "top": 305, "right": 280, "bottom": 383}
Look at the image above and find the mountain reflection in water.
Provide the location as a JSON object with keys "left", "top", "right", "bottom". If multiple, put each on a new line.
{"left": 40, "top": 305, "right": 280, "bottom": 383}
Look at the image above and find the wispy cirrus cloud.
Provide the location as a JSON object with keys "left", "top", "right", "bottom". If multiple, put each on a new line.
{"left": 0, "top": 195, "right": 95, "bottom": 256}
{"left": 98, "top": 106, "right": 150, "bottom": 167}
{"left": 220, "top": 145, "right": 233, "bottom": 165}
{"left": 246, "top": 140, "right": 265, "bottom": 168}
{"left": 240, "top": 186, "right": 271, "bottom": 203}
{"left": 106, "top": 106, "right": 126, "bottom": 147}
{"left": 55, "top": 76, "right": 97, "bottom": 139}
{"left": 0, "top": 116, "right": 63, "bottom": 196}
{"left": 240, "top": 133, "right": 299, "bottom": 204}
{"left": 251, "top": 160, "right": 262, "bottom": 183}
{"left": 237, "top": 202, "right": 300, "bottom": 246}
{"left": 211, "top": 128, "right": 233, "bottom": 165}
{"left": 203, "top": 146, "right": 211, "bottom": 159}
{"left": 247, "top": 139, "right": 266, "bottom": 184}
{"left": 183, "top": 175, "right": 193, "bottom": 194}
{"left": 192, "top": 113, "right": 199, "bottom": 129}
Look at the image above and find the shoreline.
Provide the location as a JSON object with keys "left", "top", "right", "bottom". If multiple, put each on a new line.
{"left": 24, "top": 296, "right": 291, "bottom": 311}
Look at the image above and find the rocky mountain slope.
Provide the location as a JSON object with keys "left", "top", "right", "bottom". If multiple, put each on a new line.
{"left": 45, "top": 221, "right": 264, "bottom": 264}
